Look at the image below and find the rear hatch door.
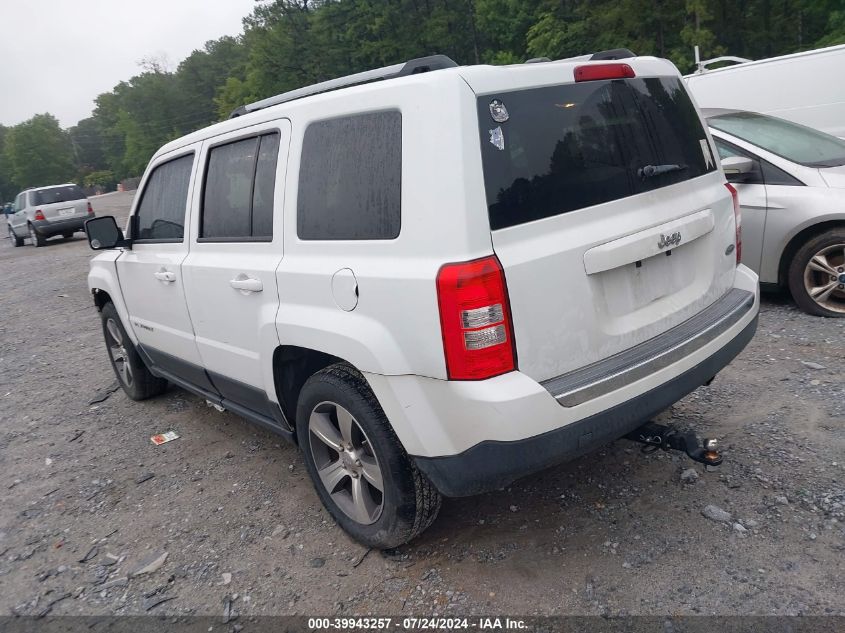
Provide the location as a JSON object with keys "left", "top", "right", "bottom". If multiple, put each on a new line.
{"left": 469, "top": 65, "right": 738, "bottom": 383}
{"left": 32, "top": 185, "right": 88, "bottom": 222}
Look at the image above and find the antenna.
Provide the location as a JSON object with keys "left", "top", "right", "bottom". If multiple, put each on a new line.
{"left": 230, "top": 55, "right": 459, "bottom": 118}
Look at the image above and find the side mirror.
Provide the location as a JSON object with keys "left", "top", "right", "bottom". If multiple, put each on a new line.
{"left": 721, "top": 156, "right": 754, "bottom": 183}
{"left": 85, "top": 216, "right": 129, "bottom": 250}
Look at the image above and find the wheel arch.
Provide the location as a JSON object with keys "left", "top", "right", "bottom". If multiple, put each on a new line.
{"left": 92, "top": 288, "right": 112, "bottom": 311}
{"left": 272, "top": 345, "right": 346, "bottom": 436}
{"left": 88, "top": 255, "right": 138, "bottom": 344}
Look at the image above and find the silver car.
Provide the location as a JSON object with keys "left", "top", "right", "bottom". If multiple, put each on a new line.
{"left": 705, "top": 109, "right": 845, "bottom": 317}
{"left": 7, "top": 184, "right": 94, "bottom": 248}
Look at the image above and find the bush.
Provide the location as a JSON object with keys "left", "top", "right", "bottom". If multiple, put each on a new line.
{"left": 83, "top": 170, "right": 116, "bottom": 190}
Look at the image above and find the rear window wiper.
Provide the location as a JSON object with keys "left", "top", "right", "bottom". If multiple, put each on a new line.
{"left": 638, "top": 164, "right": 687, "bottom": 179}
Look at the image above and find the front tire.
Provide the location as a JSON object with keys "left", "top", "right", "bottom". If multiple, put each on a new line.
{"left": 296, "top": 363, "right": 441, "bottom": 548}
{"left": 28, "top": 224, "right": 45, "bottom": 247}
{"left": 787, "top": 229, "right": 845, "bottom": 317}
{"left": 100, "top": 302, "right": 168, "bottom": 400}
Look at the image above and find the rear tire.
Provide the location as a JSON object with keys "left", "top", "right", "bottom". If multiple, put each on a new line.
{"left": 787, "top": 228, "right": 845, "bottom": 317}
{"left": 8, "top": 225, "right": 23, "bottom": 247}
{"left": 296, "top": 363, "right": 441, "bottom": 548}
{"left": 100, "top": 302, "right": 168, "bottom": 400}
{"left": 62, "top": 231, "right": 73, "bottom": 239}
{"left": 28, "top": 224, "right": 45, "bottom": 247}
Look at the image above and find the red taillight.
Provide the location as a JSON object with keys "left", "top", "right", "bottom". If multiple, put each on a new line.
{"left": 574, "top": 63, "right": 636, "bottom": 82}
{"left": 436, "top": 255, "right": 516, "bottom": 380}
{"left": 34, "top": 210, "right": 45, "bottom": 221}
{"left": 87, "top": 202, "right": 94, "bottom": 215}
{"left": 725, "top": 182, "right": 741, "bottom": 264}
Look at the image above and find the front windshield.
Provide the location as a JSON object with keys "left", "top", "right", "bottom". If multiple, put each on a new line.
{"left": 708, "top": 112, "right": 845, "bottom": 168}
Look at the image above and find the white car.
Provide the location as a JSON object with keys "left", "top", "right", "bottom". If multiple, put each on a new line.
{"left": 706, "top": 109, "right": 845, "bottom": 316}
{"left": 8, "top": 184, "right": 94, "bottom": 247}
{"left": 84, "top": 53, "right": 759, "bottom": 547}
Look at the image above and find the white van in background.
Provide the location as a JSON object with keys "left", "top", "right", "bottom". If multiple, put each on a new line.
{"left": 685, "top": 44, "right": 845, "bottom": 138}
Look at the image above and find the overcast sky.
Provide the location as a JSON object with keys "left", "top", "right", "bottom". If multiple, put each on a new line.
{"left": 0, "top": 0, "right": 259, "bottom": 128}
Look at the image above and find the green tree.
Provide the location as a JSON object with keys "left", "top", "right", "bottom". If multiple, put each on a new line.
{"left": 8, "top": 0, "right": 842, "bottom": 186}
{"left": 816, "top": 9, "right": 845, "bottom": 47}
{"left": 176, "top": 36, "right": 250, "bottom": 127}
{"left": 0, "top": 124, "right": 16, "bottom": 202}
{"left": 69, "top": 117, "right": 107, "bottom": 172}
{"left": 3, "top": 114, "right": 76, "bottom": 189}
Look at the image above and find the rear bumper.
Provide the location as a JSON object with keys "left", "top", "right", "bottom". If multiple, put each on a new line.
{"left": 32, "top": 216, "right": 88, "bottom": 236}
{"left": 363, "top": 265, "right": 759, "bottom": 497}
{"left": 413, "top": 314, "right": 756, "bottom": 496}
{"left": 541, "top": 288, "right": 754, "bottom": 407}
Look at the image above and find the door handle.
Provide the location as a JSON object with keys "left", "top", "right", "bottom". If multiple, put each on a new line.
{"left": 229, "top": 276, "right": 263, "bottom": 293}
{"left": 153, "top": 270, "right": 176, "bottom": 283}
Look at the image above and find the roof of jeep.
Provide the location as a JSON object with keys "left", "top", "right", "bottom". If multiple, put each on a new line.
{"left": 154, "top": 56, "right": 680, "bottom": 158}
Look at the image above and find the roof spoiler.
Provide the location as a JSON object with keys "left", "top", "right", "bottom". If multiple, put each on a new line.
{"left": 230, "top": 54, "right": 458, "bottom": 118}
{"left": 589, "top": 48, "right": 637, "bottom": 61}
{"left": 526, "top": 48, "right": 637, "bottom": 64}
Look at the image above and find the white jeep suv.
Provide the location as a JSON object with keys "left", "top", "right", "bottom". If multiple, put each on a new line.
{"left": 85, "top": 52, "right": 759, "bottom": 548}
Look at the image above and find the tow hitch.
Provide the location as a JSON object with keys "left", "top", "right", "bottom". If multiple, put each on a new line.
{"left": 625, "top": 421, "right": 722, "bottom": 466}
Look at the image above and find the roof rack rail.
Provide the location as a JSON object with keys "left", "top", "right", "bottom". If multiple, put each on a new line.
{"left": 230, "top": 54, "right": 458, "bottom": 118}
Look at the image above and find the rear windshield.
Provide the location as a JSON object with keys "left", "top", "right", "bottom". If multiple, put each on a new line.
{"left": 478, "top": 76, "right": 716, "bottom": 230}
{"left": 707, "top": 111, "right": 845, "bottom": 168}
{"left": 32, "top": 185, "right": 86, "bottom": 206}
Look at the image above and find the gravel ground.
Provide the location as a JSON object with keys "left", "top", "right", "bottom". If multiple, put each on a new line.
{"left": 0, "top": 192, "right": 843, "bottom": 619}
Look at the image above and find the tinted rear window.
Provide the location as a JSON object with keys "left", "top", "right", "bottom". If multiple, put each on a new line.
{"left": 32, "top": 185, "right": 85, "bottom": 205}
{"left": 478, "top": 76, "right": 716, "bottom": 230}
{"left": 200, "top": 132, "right": 280, "bottom": 240}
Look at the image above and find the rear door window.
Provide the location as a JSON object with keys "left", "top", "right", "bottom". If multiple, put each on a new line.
{"left": 478, "top": 76, "right": 716, "bottom": 230}
{"left": 135, "top": 154, "right": 194, "bottom": 242}
{"left": 297, "top": 111, "right": 401, "bottom": 240}
{"left": 200, "top": 132, "right": 280, "bottom": 240}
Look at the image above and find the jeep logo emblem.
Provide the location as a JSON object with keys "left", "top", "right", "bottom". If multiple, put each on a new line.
{"left": 658, "top": 232, "right": 681, "bottom": 249}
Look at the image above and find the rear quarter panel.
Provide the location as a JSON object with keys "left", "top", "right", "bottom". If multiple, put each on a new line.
{"left": 274, "top": 74, "right": 492, "bottom": 378}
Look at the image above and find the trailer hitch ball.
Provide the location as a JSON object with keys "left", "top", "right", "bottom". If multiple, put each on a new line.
{"left": 703, "top": 438, "right": 721, "bottom": 465}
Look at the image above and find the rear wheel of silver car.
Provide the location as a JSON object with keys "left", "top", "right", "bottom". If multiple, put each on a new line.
{"left": 28, "top": 224, "right": 45, "bottom": 247}
{"left": 788, "top": 229, "right": 845, "bottom": 317}
{"left": 296, "top": 363, "right": 441, "bottom": 548}
{"left": 100, "top": 302, "right": 168, "bottom": 400}
{"left": 8, "top": 225, "right": 23, "bottom": 247}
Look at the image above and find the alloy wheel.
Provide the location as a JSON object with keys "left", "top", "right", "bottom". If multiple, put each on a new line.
{"left": 804, "top": 243, "right": 845, "bottom": 314}
{"left": 106, "top": 318, "right": 133, "bottom": 386}
{"left": 308, "top": 401, "right": 384, "bottom": 525}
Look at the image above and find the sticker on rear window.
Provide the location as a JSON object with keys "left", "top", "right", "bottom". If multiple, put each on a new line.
{"left": 489, "top": 126, "right": 505, "bottom": 151}
{"left": 489, "top": 99, "right": 509, "bottom": 123}
{"left": 700, "top": 139, "right": 715, "bottom": 169}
